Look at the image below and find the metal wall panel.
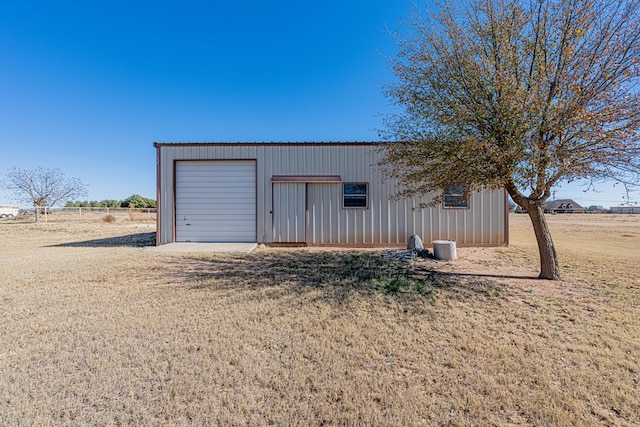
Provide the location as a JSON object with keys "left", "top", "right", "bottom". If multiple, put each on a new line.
{"left": 307, "top": 183, "right": 341, "bottom": 244}
{"left": 155, "top": 143, "right": 507, "bottom": 246}
{"left": 272, "top": 182, "right": 306, "bottom": 243}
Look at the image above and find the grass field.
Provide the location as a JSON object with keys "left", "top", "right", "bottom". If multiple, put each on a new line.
{"left": 0, "top": 214, "right": 638, "bottom": 426}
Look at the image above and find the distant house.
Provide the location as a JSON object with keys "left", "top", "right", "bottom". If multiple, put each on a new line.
{"left": 154, "top": 142, "right": 509, "bottom": 247}
{"left": 585, "top": 205, "right": 608, "bottom": 214}
{"left": 545, "top": 199, "right": 585, "bottom": 214}
{"left": 610, "top": 205, "right": 640, "bottom": 214}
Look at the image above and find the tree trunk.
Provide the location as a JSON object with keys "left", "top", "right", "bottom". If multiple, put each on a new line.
{"left": 526, "top": 205, "right": 561, "bottom": 280}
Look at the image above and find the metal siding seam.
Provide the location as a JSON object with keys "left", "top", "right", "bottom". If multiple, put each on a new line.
{"left": 434, "top": 205, "right": 440, "bottom": 242}
{"left": 330, "top": 186, "right": 336, "bottom": 243}
{"left": 403, "top": 197, "right": 408, "bottom": 243}
{"left": 258, "top": 146, "right": 266, "bottom": 243}
{"left": 445, "top": 208, "right": 450, "bottom": 241}
{"left": 319, "top": 185, "right": 325, "bottom": 244}
{"left": 307, "top": 184, "right": 312, "bottom": 243}
{"left": 345, "top": 210, "right": 349, "bottom": 244}
{"left": 395, "top": 196, "right": 401, "bottom": 244}
{"left": 309, "top": 186, "right": 315, "bottom": 244}
{"left": 472, "top": 191, "right": 485, "bottom": 244}
{"left": 504, "top": 189, "right": 510, "bottom": 245}
{"left": 155, "top": 145, "right": 160, "bottom": 245}
{"left": 462, "top": 202, "right": 467, "bottom": 245}
{"left": 494, "top": 190, "right": 499, "bottom": 244}
{"left": 287, "top": 184, "right": 292, "bottom": 242}
{"left": 315, "top": 184, "right": 322, "bottom": 244}
{"left": 323, "top": 186, "right": 329, "bottom": 244}
{"left": 492, "top": 190, "right": 497, "bottom": 244}
{"left": 386, "top": 192, "right": 391, "bottom": 245}
{"left": 393, "top": 193, "right": 398, "bottom": 244}
{"left": 453, "top": 209, "right": 458, "bottom": 243}
{"left": 312, "top": 184, "right": 318, "bottom": 244}
{"left": 477, "top": 192, "right": 482, "bottom": 245}
{"left": 482, "top": 192, "right": 494, "bottom": 243}
{"left": 480, "top": 191, "right": 485, "bottom": 244}
{"left": 335, "top": 185, "right": 340, "bottom": 243}
{"left": 172, "top": 158, "right": 177, "bottom": 243}
{"left": 170, "top": 152, "right": 177, "bottom": 243}
{"left": 270, "top": 183, "right": 275, "bottom": 243}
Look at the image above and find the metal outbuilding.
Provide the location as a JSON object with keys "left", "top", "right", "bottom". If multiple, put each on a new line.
{"left": 154, "top": 142, "right": 508, "bottom": 247}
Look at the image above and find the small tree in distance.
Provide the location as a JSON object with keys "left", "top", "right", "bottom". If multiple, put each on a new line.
{"left": 121, "top": 194, "right": 156, "bottom": 209}
{"left": 65, "top": 197, "right": 156, "bottom": 209}
{"left": 381, "top": 0, "right": 640, "bottom": 280}
{"left": 3, "top": 166, "right": 88, "bottom": 222}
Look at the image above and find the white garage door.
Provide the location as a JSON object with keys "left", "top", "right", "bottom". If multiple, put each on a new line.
{"left": 176, "top": 160, "right": 256, "bottom": 242}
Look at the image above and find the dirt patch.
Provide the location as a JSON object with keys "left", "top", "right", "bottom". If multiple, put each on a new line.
{"left": 422, "top": 246, "right": 590, "bottom": 301}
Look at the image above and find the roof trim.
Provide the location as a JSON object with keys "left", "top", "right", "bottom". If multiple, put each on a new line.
{"left": 154, "top": 141, "right": 383, "bottom": 148}
{"left": 271, "top": 175, "right": 341, "bottom": 183}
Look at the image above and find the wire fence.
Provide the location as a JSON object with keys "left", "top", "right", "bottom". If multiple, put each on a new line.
{"left": 6, "top": 207, "right": 156, "bottom": 223}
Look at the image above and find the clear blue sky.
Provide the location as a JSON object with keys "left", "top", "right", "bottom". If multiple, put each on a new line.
{"left": 0, "top": 0, "right": 632, "bottom": 207}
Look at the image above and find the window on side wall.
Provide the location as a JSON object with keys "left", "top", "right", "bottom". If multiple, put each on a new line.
{"left": 443, "top": 185, "right": 469, "bottom": 208}
{"left": 343, "top": 183, "right": 368, "bottom": 208}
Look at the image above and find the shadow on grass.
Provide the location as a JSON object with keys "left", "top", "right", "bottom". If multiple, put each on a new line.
{"left": 51, "top": 232, "right": 156, "bottom": 248}
{"left": 432, "top": 271, "right": 540, "bottom": 281}
{"left": 168, "top": 250, "right": 506, "bottom": 305}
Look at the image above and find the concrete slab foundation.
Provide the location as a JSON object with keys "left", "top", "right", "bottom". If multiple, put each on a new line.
{"left": 144, "top": 242, "right": 257, "bottom": 253}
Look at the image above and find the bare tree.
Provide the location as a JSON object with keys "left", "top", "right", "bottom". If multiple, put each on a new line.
{"left": 381, "top": 0, "right": 640, "bottom": 279}
{"left": 3, "top": 166, "right": 88, "bottom": 222}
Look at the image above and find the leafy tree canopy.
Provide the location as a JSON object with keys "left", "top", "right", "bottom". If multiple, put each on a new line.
{"left": 120, "top": 194, "right": 156, "bottom": 209}
{"left": 381, "top": 0, "right": 640, "bottom": 279}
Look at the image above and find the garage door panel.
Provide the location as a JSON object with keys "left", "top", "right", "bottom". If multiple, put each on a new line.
{"left": 177, "top": 195, "right": 254, "bottom": 202}
{"left": 177, "top": 178, "right": 255, "bottom": 187}
{"left": 180, "top": 215, "right": 256, "bottom": 221}
{"left": 176, "top": 184, "right": 254, "bottom": 191}
{"left": 177, "top": 182, "right": 255, "bottom": 188}
{"left": 179, "top": 166, "right": 253, "bottom": 174}
{"left": 176, "top": 161, "right": 256, "bottom": 242}
{"left": 177, "top": 231, "right": 255, "bottom": 239}
{"left": 180, "top": 207, "right": 254, "bottom": 214}
{"left": 177, "top": 172, "right": 254, "bottom": 180}
{"left": 177, "top": 181, "right": 254, "bottom": 187}
{"left": 178, "top": 229, "right": 254, "bottom": 236}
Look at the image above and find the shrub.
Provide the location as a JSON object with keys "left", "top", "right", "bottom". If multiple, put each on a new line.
{"left": 103, "top": 214, "right": 117, "bottom": 223}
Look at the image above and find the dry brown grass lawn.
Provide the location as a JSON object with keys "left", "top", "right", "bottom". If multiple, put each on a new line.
{"left": 0, "top": 214, "right": 638, "bottom": 426}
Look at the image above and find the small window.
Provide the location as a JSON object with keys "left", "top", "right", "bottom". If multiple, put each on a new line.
{"left": 443, "top": 185, "right": 469, "bottom": 208}
{"left": 343, "top": 183, "right": 368, "bottom": 208}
